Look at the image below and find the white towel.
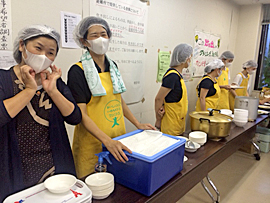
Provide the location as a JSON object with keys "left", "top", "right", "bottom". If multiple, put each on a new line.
{"left": 81, "top": 51, "right": 126, "bottom": 97}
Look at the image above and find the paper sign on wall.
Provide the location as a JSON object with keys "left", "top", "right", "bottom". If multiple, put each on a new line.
{"left": 193, "top": 30, "right": 221, "bottom": 77}
{"left": 157, "top": 51, "right": 171, "bottom": 82}
{"left": 90, "top": 0, "right": 148, "bottom": 104}
{"left": 0, "top": 0, "right": 12, "bottom": 50}
{"left": 0, "top": 50, "right": 16, "bottom": 69}
{"left": 60, "top": 11, "right": 81, "bottom": 48}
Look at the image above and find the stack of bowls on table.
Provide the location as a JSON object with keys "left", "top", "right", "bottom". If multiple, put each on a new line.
{"left": 220, "top": 109, "right": 233, "bottom": 117}
{"left": 85, "top": 172, "right": 114, "bottom": 200}
{"left": 189, "top": 131, "right": 207, "bottom": 146}
{"left": 233, "top": 109, "right": 248, "bottom": 127}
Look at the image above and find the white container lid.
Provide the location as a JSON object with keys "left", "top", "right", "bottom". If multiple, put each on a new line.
{"left": 4, "top": 180, "right": 92, "bottom": 203}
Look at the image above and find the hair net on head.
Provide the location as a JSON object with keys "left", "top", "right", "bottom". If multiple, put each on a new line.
{"left": 170, "top": 43, "right": 193, "bottom": 67}
{"left": 13, "top": 24, "right": 60, "bottom": 64}
{"left": 73, "top": 16, "right": 112, "bottom": 48}
{"left": 204, "top": 59, "right": 225, "bottom": 73}
{"left": 219, "top": 51, "right": 234, "bottom": 60}
{"left": 242, "top": 60, "right": 257, "bottom": 69}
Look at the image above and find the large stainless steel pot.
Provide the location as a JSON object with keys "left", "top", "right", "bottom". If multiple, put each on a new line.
{"left": 189, "top": 109, "right": 232, "bottom": 139}
{"left": 234, "top": 96, "right": 259, "bottom": 121}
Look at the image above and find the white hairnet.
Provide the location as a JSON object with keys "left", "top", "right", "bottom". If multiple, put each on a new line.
{"left": 73, "top": 16, "right": 112, "bottom": 48}
{"left": 204, "top": 59, "right": 225, "bottom": 73}
{"left": 170, "top": 43, "right": 193, "bottom": 67}
{"left": 242, "top": 60, "right": 257, "bottom": 69}
{"left": 219, "top": 51, "right": 234, "bottom": 60}
{"left": 13, "top": 24, "right": 60, "bottom": 64}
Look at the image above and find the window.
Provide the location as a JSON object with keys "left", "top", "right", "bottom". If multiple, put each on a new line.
{"left": 255, "top": 5, "right": 270, "bottom": 89}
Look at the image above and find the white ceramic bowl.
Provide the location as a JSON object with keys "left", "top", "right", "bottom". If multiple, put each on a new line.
{"left": 233, "top": 119, "right": 247, "bottom": 127}
{"left": 234, "top": 108, "right": 248, "bottom": 113}
{"left": 233, "top": 117, "right": 248, "bottom": 122}
{"left": 234, "top": 109, "right": 248, "bottom": 117}
{"left": 92, "top": 185, "right": 114, "bottom": 196}
{"left": 185, "top": 141, "right": 201, "bottom": 153}
{"left": 220, "top": 109, "right": 232, "bottom": 117}
{"left": 189, "top": 131, "right": 207, "bottom": 146}
{"left": 90, "top": 181, "right": 114, "bottom": 192}
{"left": 85, "top": 172, "right": 114, "bottom": 191}
{"left": 44, "top": 174, "right": 77, "bottom": 194}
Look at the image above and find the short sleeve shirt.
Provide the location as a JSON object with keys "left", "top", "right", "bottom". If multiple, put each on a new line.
{"left": 198, "top": 76, "right": 216, "bottom": 97}
{"left": 67, "top": 57, "right": 113, "bottom": 104}
{"left": 161, "top": 68, "right": 183, "bottom": 103}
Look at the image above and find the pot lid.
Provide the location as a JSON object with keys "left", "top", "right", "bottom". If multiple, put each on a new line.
{"left": 189, "top": 111, "right": 232, "bottom": 123}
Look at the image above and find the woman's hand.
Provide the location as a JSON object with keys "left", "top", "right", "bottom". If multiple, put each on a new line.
{"left": 223, "top": 85, "right": 231, "bottom": 90}
{"left": 136, "top": 123, "right": 156, "bottom": 130}
{"left": 20, "top": 65, "right": 37, "bottom": 91}
{"left": 157, "top": 106, "right": 165, "bottom": 118}
{"left": 41, "top": 65, "right": 61, "bottom": 95}
{"left": 104, "top": 139, "right": 132, "bottom": 163}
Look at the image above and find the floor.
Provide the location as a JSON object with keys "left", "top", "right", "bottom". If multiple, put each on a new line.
{"left": 177, "top": 150, "right": 270, "bottom": 203}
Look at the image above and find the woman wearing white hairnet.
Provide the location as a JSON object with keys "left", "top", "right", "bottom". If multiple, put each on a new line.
{"left": 217, "top": 51, "right": 234, "bottom": 109}
{"left": 67, "top": 16, "right": 155, "bottom": 178}
{"left": 0, "top": 25, "right": 81, "bottom": 201}
{"left": 229, "top": 60, "right": 257, "bottom": 110}
{"left": 155, "top": 44, "right": 192, "bottom": 136}
{"left": 195, "top": 59, "right": 224, "bottom": 111}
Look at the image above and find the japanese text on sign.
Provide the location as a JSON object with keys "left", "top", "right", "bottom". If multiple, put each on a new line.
{"left": 193, "top": 30, "right": 221, "bottom": 77}
{"left": 90, "top": 0, "right": 148, "bottom": 104}
{"left": 0, "top": 0, "right": 12, "bottom": 50}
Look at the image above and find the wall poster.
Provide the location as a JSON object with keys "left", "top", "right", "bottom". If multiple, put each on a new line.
{"left": 0, "top": 0, "right": 12, "bottom": 51}
{"left": 60, "top": 11, "right": 81, "bottom": 49}
{"left": 90, "top": 0, "right": 148, "bottom": 104}
{"left": 193, "top": 30, "right": 221, "bottom": 77}
{"left": 156, "top": 51, "right": 171, "bottom": 82}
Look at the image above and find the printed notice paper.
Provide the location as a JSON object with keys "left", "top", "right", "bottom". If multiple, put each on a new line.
{"left": 60, "top": 11, "right": 81, "bottom": 48}
{"left": 157, "top": 51, "right": 171, "bottom": 82}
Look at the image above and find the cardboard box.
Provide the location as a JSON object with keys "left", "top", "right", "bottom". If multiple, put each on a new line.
{"left": 239, "top": 142, "right": 255, "bottom": 154}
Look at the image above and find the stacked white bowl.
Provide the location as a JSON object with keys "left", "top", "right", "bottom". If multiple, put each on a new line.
{"left": 85, "top": 172, "right": 114, "bottom": 200}
{"left": 189, "top": 131, "right": 207, "bottom": 146}
{"left": 233, "top": 109, "right": 248, "bottom": 127}
{"left": 220, "top": 109, "right": 233, "bottom": 117}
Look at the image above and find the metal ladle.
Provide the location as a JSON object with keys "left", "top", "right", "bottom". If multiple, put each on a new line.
{"left": 186, "top": 140, "right": 195, "bottom": 149}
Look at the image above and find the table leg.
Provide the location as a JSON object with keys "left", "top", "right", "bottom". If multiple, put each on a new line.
{"left": 250, "top": 140, "right": 261, "bottom": 160}
{"left": 201, "top": 174, "right": 220, "bottom": 203}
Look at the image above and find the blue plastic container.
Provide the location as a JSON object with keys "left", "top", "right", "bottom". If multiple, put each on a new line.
{"left": 103, "top": 130, "right": 186, "bottom": 196}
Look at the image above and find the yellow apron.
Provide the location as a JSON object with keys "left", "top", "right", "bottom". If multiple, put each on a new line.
{"left": 72, "top": 62, "right": 126, "bottom": 178}
{"left": 160, "top": 70, "right": 188, "bottom": 136}
{"left": 217, "top": 68, "right": 229, "bottom": 109}
{"left": 229, "top": 72, "right": 250, "bottom": 111}
{"left": 195, "top": 76, "right": 221, "bottom": 111}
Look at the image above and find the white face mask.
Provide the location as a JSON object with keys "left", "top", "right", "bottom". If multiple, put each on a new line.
{"left": 226, "top": 62, "right": 232, "bottom": 67}
{"left": 87, "top": 37, "right": 109, "bottom": 55}
{"left": 248, "top": 70, "right": 256, "bottom": 75}
{"left": 22, "top": 47, "right": 53, "bottom": 73}
{"left": 217, "top": 69, "right": 222, "bottom": 77}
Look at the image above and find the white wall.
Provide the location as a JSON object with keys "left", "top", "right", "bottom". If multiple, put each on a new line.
{"left": 232, "top": 4, "right": 263, "bottom": 94}
{"left": 141, "top": 0, "right": 241, "bottom": 131}
{"left": 9, "top": 0, "right": 263, "bottom": 143}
